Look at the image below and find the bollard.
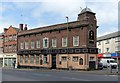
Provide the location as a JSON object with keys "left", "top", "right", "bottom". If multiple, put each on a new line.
{"left": 110, "top": 65, "right": 112, "bottom": 73}
{"left": 116, "top": 65, "right": 118, "bottom": 73}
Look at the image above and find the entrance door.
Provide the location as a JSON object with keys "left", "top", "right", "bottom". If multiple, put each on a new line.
{"left": 51, "top": 54, "right": 56, "bottom": 69}
{"left": 89, "top": 61, "right": 96, "bottom": 70}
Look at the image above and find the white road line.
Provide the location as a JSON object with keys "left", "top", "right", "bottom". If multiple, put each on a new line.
{"left": 104, "top": 75, "right": 118, "bottom": 77}
{"left": 62, "top": 77, "right": 92, "bottom": 81}
{"left": 32, "top": 73, "right": 51, "bottom": 77}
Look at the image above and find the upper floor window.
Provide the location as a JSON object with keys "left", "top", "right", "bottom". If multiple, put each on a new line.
{"left": 9, "top": 45, "right": 12, "bottom": 49}
{"left": 89, "top": 30, "right": 94, "bottom": 40}
{"left": 13, "top": 34, "right": 17, "bottom": 41}
{"left": 25, "top": 41, "right": 29, "bottom": 49}
{"left": 105, "top": 39, "right": 110, "bottom": 44}
{"left": 73, "top": 36, "right": 79, "bottom": 46}
{"left": 62, "top": 37, "right": 67, "bottom": 47}
{"left": 5, "top": 36, "right": 8, "bottom": 42}
{"left": 115, "top": 36, "right": 120, "bottom": 42}
{"left": 20, "top": 42, "right": 24, "bottom": 49}
{"left": 51, "top": 39, "right": 57, "bottom": 48}
{"left": 9, "top": 35, "right": 12, "bottom": 41}
{"left": 36, "top": 40, "right": 40, "bottom": 48}
{"left": 115, "top": 46, "right": 120, "bottom": 51}
{"left": 106, "top": 48, "right": 109, "bottom": 52}
{"left": 31, "top": 41, "right": 35, "bottom": 49}
{"left": 98, "top": 41, "right": 101, "bottom": 45}
{"left": 43, "top": 38, "right": 49, "bottom": 48}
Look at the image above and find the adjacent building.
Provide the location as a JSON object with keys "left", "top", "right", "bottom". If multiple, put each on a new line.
{"left": 17, "top": 7, "right": 98, "bottom": 70}
{"left": 97, "top": 31, "right": 120, "bottom": 62}
{"left": 3, "top": 25, "right": 19, "bottom": 67}
{"left": 0, "top": 33, "right": 4, "bottom": 67}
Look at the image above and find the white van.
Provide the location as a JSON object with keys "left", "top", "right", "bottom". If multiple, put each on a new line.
{"left": 100, "top": 58, "right": 118, "bottom": 68}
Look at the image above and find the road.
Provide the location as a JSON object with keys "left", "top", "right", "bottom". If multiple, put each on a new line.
{"left": 1, "top": 68, "right": 119, "bottom": 82}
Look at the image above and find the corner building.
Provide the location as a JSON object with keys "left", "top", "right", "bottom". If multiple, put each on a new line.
{"left": 17, "top": 8, "right": 98, "bottom": 70}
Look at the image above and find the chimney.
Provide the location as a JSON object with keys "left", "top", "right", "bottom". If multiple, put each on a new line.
{"left": 24, "top": 24, "right": 28, "bottom": 30}
{"left": 4, "top": 28, "right": 8, "bottom": 33}
{"left": 19, "top": 24, "right": 24, "bottom": 31}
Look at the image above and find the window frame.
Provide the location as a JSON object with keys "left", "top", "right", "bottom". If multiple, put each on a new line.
{"left": 62, "top": 37, "right": 67, "bottom": 47}
{"left": 73, "top": 36, "right": 79, "bottom": 46}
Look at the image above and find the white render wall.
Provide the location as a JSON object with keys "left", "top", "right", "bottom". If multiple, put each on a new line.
{"left": 97, "top": 37, "right": 120, "bottom": 54}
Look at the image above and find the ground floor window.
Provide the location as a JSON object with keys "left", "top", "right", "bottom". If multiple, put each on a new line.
{"left": 20, "top": 55, "right": 23, "bottom": 63}
{"left": 72, "top": 56, "right": 78, "bottom": 62}
{"left": 30, "top": 55, "right": 34, "bottom": 64}
{"left": 62, "top": 56, "right": 67, "bottom": 61}
{"left": 43, "top": 55, "right": 47, "bottom": 64}
{"left": 0, "top": 58, "right": 3, "bottom": 67}
{"left": 25, "top": 55, "right": 28, "bottom": 63}
{"left": 36, "top": 55, "right": 39, "bottom": 64}
{"left": 79, "top": 58, "right": 83, "bottom": 65}
{"left": 90, "top": 57, "right": 94, "bottom": 61}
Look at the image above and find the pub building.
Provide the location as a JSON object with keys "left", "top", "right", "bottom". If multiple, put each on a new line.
{"left": 17, "top": 7, "right": 98, "bottom": 70}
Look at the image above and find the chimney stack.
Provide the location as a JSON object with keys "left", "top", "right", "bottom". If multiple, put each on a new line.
{"left": 19, "top": 24, "right": 23, "bottom": 31}
{"left": 4, "top": 28, "right": 8, "bottom": 33}
{"left": 24, "top": 24, "right": 27, "bottom": 30}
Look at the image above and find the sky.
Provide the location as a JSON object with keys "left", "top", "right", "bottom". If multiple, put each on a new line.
{"left": 0, "top": 0, "right": 119, "bottom": 37}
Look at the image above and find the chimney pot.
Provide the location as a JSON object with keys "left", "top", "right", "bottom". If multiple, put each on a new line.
{"left": 24, "top": 24, "right": 27, "bottom": 30}
{"left": 19, "top": 24, "right": 23, "bottom": 31}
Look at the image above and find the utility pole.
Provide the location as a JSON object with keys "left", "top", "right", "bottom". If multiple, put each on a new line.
{"left": 66, "top": 16, "right": 69, "bottom": 70}
{"left": 116, "top": 52, "right": 119, "bottom": 73}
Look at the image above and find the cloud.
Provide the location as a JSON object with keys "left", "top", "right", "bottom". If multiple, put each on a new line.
{"left": 32, "top": 0, "right": 86, "bottom": 21}
{"left": 0, "top": 0, "right": 119, "bottom": 37}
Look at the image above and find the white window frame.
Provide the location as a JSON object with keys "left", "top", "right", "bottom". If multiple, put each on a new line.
{"left": 36, "top": 40, "right": 40, "bottom": 48}
{"left": 105, "top": 39, "right": 110, "bottom": 44}
{"left": 43, "top": 37, "right": 49, "bottom": 48}
{"left": 62, "top": 37, "right": 67, "bottom": 47}
{"left": 20, "top": 42, "right": 24, "bottom": 49}
{"left": 31, "top": 41, "right": 35, "bottom": 49}
{"left": 25, "top": 41, "right": 29, "bottom": 49}
{"left": 51, "top": 39, "right": 57, "bottom": 48}
{"left": 73, "top": 36, "right": 79, "bottom": 46}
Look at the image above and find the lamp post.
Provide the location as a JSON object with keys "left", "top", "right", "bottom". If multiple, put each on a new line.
{"left": 66, "top": 16, "right": 69, "bottom": 70}
{"left": 116, "top": 51, "right": 119, "bottom": 73}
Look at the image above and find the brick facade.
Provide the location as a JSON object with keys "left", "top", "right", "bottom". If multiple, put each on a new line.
{"left": 3, "top": 25, "right": 19, "bottom": 67}
{"left": 17, "top": 8, "right": 98, "bottom": 70}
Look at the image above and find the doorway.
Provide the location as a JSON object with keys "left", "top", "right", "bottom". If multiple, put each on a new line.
{"left": 89, "top": 61, "right": 96, "bottom": 70}
{"left": 51, "top": 54, "right": 56, "bottom": 69}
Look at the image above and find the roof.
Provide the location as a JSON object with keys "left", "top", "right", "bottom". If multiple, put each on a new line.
{"left": 18, "top": 21, "right": 89, "bottom": 36}
{"left": 81, "top": 7, "right": 92, "bottom": 14}
{"left": 97, "top": 31, "right": 120, "bottom": 41}
{"left": 13, "top": 27, "right": 19, "bottom": 32}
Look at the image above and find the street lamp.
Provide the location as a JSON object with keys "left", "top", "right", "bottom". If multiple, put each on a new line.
{"left": 116, "top": 51, "right": 119, "bottom": 73}
{"left": 66, "top": 16, "right": 69, "bottom": 70}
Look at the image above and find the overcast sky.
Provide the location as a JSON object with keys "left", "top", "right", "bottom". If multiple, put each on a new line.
{"left": 0, "top": 0, "right": 119, "bottom": 37}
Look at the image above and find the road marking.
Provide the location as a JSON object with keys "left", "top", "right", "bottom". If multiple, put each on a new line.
{"left": 62, "top": 77, "right": 92, "bottom": 81}
{"left": 32, "top": 73, "right": 51, "bottom": 77}
{"left": 104, "top": 75, "right": 118, "bottom": 77}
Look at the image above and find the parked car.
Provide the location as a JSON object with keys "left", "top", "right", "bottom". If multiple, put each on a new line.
{"left": 98, "top": 62, "right": 103, "bottom": 70}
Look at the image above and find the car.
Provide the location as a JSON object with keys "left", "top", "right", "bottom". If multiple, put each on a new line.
{"left": 98, "top": 62, "right": 103, "bottom": 70}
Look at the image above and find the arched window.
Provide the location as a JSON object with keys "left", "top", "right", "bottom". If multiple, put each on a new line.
{"left": 89, "top": 30, "right": 94, "bottom": 40}
{"left": 79, "top": 58, "right": 83, "bottom": 65}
